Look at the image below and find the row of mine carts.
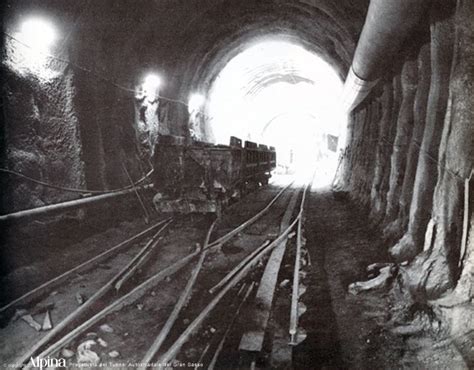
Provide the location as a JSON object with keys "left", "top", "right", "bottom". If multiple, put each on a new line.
{"left": 152, "top": 135, "right": 276, "bottom": 213}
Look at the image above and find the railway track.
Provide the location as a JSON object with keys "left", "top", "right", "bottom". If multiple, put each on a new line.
{"left": 1, "top": 219, "right": 175, "bottom": 364}
{"left": 4, "top": 178, "right": 312, "bottom": 369}
{"left": 159, "top": 178, "right": 313, "bottom": 369}
{"left": 0, "top": 219, "right": 173, "bottom": 316}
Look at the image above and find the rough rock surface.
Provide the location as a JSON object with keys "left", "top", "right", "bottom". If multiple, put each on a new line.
{"left": 334, "top": 0, "right": 473, "bottom": 362}
{"left": 0, "top": 0, "right": 472, "bottom": 366}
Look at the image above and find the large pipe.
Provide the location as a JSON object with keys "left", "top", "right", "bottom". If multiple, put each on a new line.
{"left": 342, "top": 0, "right": 430, "bottom": 111}
{"left": 0, "top": 185, "right": 153, "bottom": 223}
{"left": 341, "top": 68, "right": 380, "bottom": 111}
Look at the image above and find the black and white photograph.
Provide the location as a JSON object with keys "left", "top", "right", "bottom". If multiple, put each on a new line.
{"left": 0, "top": 0, "right": 473, "bottom": 368}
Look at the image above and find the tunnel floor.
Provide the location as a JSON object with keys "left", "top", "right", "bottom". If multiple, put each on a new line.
{"left": 294, "top": 187, "right": 393, "bottom": 368}
{"left": 292, "top": 186, "right": 468, "bottom": 369}
{"left": 0, "top": 183, "right": 468, "bottom": 368}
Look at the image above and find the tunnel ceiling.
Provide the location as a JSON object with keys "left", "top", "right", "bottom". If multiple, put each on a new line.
{"left": 3, "top": 0, "right": 369, "bottom": 99}
{"left": 165, "top": 0, "right": 369, "bottom": 98}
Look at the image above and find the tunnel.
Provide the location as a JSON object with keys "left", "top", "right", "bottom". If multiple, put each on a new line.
{"left": 0, "top": 0, "right": 473, "bottom": 368}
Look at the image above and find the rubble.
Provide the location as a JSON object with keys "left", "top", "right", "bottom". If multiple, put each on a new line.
{"left": 298, "top": 284, "right": 307, "bottom": 297}
{"left": 279, "top": 279, "right": 290, "bottom": 288}
{"left": 20, "top": 314, "right": 42, "bottom": 331}
{"left": 99, "top": 324, "right": 114, "bottom": 333}
{"left": 61, "top": 348, "right": 75, "bottom": 358}
{"left": 77, "top": 340, "right": 100, "bottom": 365}
{"left": 41, "top": 310, "right": 53, "bottom": 331}
{"left": 348, "top": 265, "right": 396, "bottom": 295}
{"left": 76, "top": 293, "right": 85, "bottom": 305}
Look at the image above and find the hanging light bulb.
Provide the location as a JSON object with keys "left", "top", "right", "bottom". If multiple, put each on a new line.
{"left": 18, "top": 17, "right": 57, "bottom": 52}
{"left": 188, "top": 93, "right": 205, "bottom": 114}
{"left": 142, "top": 74, "right": 162, "bottom": 100}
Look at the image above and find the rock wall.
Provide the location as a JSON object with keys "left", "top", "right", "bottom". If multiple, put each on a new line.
{"left": 1, "top": 39, "right": 85, "bottom": 213}
{"left": 71, "top": 36, "right": 147, "bottom": 192}
{"left": 336, "top": 0, "right": 473, "bottom": 301}
{"left": 0, "top": 5, "right": 156, "bottom": 213}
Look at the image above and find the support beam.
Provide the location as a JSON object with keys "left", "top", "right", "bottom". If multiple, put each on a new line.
{"left": 239, "top": 189, "right": 301, "bottom": 352}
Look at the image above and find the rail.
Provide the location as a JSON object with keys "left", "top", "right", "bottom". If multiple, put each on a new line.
{"left": 0, "top": 218, "right": 171, "bottom": 314}
{"left": 16, "top": 181, "right": 294, "bottom": 368}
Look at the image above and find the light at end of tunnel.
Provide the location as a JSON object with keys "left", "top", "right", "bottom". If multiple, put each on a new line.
{"left": 19, "top": 18, "right": 57, "bottom": 52}
{"left": 188, "top": 93, "right": 205, "bottom": 113}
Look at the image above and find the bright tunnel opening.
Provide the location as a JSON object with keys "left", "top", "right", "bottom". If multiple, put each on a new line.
{"left": 206, "top": 40, "right": 347, "bottom": 187}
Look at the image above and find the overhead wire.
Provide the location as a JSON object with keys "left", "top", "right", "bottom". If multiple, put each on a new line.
{"left": 2, "top": 31, "right": 190, "bottom": 107}
{"left": 0, "top": 168, "right": 153, "bottom": 195}
{"left": 2, "top": 29, "right": 278, "bottom": 121}
{"left": 1, "top": 29, "right": 185, "bottom": 197}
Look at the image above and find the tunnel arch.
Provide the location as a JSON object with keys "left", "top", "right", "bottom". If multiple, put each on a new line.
{"left": 152, "top": 0, "right": 368, "bottom": 129}
{"left": 172, "top": 9, "right": 356, "bottom": 90}
{"left": 18, "top": 0, "right": 369, "bottom": 140}
{"left": 1, "top": 1, "right": 473, "bottom": 365}
{"left": 182, "top": 37, "right": 346, "bottom": 183}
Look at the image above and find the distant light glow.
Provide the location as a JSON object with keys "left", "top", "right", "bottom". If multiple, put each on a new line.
{"left": 143, "top": 74, "right": 162, "bottom": 98}
{"left": 206, "top": 40, "right": 346, "bottom": 186}
{"left": 188, "top": 93, "right": 205, "bottom": 114}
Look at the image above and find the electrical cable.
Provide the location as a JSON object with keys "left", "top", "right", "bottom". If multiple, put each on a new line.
{"left": 2, "top": 31, "right": 190, "bottom": 107}
{"left": 0, "top": 168, "right": 153, "bottom": 195}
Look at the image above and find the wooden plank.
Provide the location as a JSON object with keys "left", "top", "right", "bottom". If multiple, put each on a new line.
{"left": 156, "top": 221, "right": 298, "bottom": 366}
{"left": 239, "top": 189, "right": 301, "bottom": 352}
{"left": 459, "top": 171, "right": 472, "bottom": 268}
{"left": 289, "top": 216, "right": 303, "bottom": 343}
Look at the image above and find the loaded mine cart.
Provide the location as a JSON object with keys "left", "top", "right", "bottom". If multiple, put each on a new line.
{"left": 152, "top": 135, "right": 276, "bottom": 213}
